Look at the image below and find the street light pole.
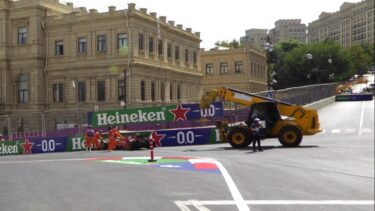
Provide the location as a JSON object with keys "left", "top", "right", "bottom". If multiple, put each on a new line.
{"left": 263, "top": 42, "right": 274, "bottom": 90}
{"left": 123, "top": 68, "right": 127, "bottom": 109}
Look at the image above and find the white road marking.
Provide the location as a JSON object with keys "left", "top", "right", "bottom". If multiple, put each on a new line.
{"left": 175, "top": 200, "right": 374, "bottom": 210}
{"left": 331, "top": 129, "right": 341, "bottom": 134}
{"left": 0, "top": 158, "right": 87, "bottom": 164}
{"left": 343, "top": 128, "right": 356, "bottom": 133}
{"left": 207, "top": 158, "right": 250, "bottom": 211}
{"left": 360, "top": 128, "right": 372, "bottom": 133}
{"left": 359, "top": 101, "right": 365, "bottom": 136}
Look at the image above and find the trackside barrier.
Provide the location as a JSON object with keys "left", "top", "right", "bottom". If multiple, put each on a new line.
{"left": 335, "top": 94, "right": 373, "bottom": 102}
{"left": 0, "top": 126, "right": 223, "bottom": 156}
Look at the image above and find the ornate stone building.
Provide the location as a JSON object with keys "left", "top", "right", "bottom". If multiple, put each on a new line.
{"left": 201, "top": 47, "right": 267, "bottom": 93}
{"left": 0, "top": 0, "right": 201, "bottom": 133}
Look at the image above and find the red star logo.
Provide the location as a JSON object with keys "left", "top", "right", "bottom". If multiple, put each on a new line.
{"left": 169, "top": 104, "right": 191, "bottom": 121}
{"left": 150, "top": 131, "right": 165, "bottom": 147}
{"left": 21, "top": 139, "right": 34, "bottom": 154}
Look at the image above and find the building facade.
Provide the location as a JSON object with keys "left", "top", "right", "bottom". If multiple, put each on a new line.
{"left": 308, "top": 0, "right": 374, "bottom": 48}
{"left": 0, "top": 0, "right": 201, "bottom": 133}
{"left": 240, "top": 29, "right": 268, "bottom": 49}
{"left": 201, "top": 48, "right": 267, "bottom": 94}
{"left": 269, "top": 19, "right": 307, "bottom": 44}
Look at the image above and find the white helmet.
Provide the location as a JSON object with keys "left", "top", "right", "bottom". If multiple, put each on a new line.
{"left": 254, "top": 118, "right": 260, "bottom": 122}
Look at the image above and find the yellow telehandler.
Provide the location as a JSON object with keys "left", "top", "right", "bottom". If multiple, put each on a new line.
{"left": 201, "top": 87, "right": 322, "bottom": 148}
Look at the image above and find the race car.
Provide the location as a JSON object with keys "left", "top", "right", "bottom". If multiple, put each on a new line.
{"left": 99, "top": 130, "right": 155, "bottom": 151}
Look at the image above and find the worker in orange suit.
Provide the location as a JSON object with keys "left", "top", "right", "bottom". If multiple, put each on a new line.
{"left": 85, "top": 125, "right": 95, "bottom": 152}
{"left": 93, "top": 130, "right": 103, "bottom": 150}
{"left": 110, "top": 126, "right": 124, "bottom": 151}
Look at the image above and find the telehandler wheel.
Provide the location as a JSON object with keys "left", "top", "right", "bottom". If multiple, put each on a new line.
{"left": 278, "top": 126, "right": 302, "bottom": 147}
{"left": 227, "top": 127, "right": 251, "bottom": 148}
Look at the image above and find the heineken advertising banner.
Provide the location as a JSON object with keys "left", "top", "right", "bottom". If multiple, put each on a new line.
{"left": 0, "top": 127, "right": 223, "bottom": 156}
{"left": 0, "top": 137, "right": 68, "bottom": 156}
{"left": 89, "top": 102, "right": 223, "bottom": 127}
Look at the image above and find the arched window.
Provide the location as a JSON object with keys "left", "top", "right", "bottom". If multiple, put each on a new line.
{"left": 18, "top": 74, "right": 29, "bottom": 103}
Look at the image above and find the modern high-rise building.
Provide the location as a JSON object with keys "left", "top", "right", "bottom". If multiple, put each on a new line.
{"left": 0, "top": 0, "right": 201, "bottom": 133}
{"left": 308, "top": 0, "right": 374, "bottom": 48}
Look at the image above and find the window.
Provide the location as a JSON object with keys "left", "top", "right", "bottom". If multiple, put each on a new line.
{"left": 138, "top": 34, "right": 144, "bottom": 50}
{"left": 78, "top": 82, "right": 86, "bottom": 102}
{"left": 235, "top": 61, "right": 243, "bottom": 73}
{"left": 160, "top": 81, "right": 165, "bottom": 102}
{"left": 167, "top": 43, "right": 172, "bottom": 58}
{"left": 97, "top": 35, "right": 106, "bottom": 53}
{"left": 97, "top": 81, "right": 105, "bottom": 102}
{"left": 149, "top": 36, "right": 154, "bottom": 53}
{"left": 151, "top": 81, "right": 155, "bottom": 101}
{"left": 193, "top": 51, "right": 197, "bottom": 64}
{"left": 78, "top": 37, "right": 87, "bottom": 54}
{"left": 18, "top": 74, "right": 28, "bottom": 103}
{"left": 53, "top": 83, "right": 64, "bottom": 103}
{"left": 220, "top": 63, "right": 228, "bottom": 75}
{"left": 55, "top": 41, "right": 64, "bottom": 56}
{"left": 170, "top": 83, "right": 173, "bottom": 100}
{"left": 177, "top": 84, "right": 181, "bottom": 100}
{"left": 158, "top": 39, "right": 163, "bottom": 56}
{"left": 141, "top": 80, "right": 145, "bottom": 101}
{"left": 18, "top": 27, "right": 27, "bottom": 45}
{"left": 118, "top": 33, "right": 128, "bottom": 52}
{"left": 205, "top": 64, "right": 213, "bottom": 75}
{"left": 118, "top": 80, "right": 125, "bottom": 101}
{"left": 185, "top": 49, "right": 189, "bottom": 63}
{"left": 175, "top": 46, "right": 179, "bottom": 60}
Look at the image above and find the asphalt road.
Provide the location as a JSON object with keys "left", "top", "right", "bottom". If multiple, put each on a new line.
{"left": 0, "top": 99, "right": 374, "bottom": 211}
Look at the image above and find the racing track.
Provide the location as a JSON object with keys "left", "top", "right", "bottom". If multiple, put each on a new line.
{"left": 0, "top": 99, "right": 374, "bottom": 211}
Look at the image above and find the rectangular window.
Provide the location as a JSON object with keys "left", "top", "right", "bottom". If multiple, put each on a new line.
{"left": 185, "top": 49, "right": 189, "bottom": 63}
{"left": 149, "top": 36, "right": 154, "bottom": 53}
{"left": 18, "top": 27, "right": 27, "bottom": 45}
{"left": 78, "top": 82, "right": 86, "bottom": 102}
{"left": 175, "top": 46, "right": 179, "bottom": 60}
{"left": 97, "top": 81, "right": 105, "bottom": 102}
{"left": 167, "top": 43, "right": 172, "bottom": 58}
{"left": 205, "top": 64, "right": 213, "bottom": 75}
{"left": 55, "top": 41, "right": 64, "bottom": 56}
{"left": 97, "top": 35, "right": 106, "bottom": 53}
{"left": 138, "top": 34, "right": 144, "bottom": 50}
{"left": 18, "top": 74, "right": 28, "bottom": 103}
{"left": 235, "top": 61, "right": 243, "bottom": 73}
{"left": 220, "top": 62, "right": 228, "bottom": 75}
{"left": 78, "top": 37, "right": 87, "bottom": 54}
{"left": 151, "top": 81, "right": 155, "bottom": 101}
{"left": 141, "top": 80, "right": 145, "bottom": 101}
{"left": 170, "top": 83, "right": 173, "bottom": 100}
{"left": 160, "top": 81, "right": 165, "bottom": 102}
{"left": 193, "top": 51, "right": 197, "bottom": 64}
{"left": 158, "top": 39, "right": 163, "bottom": 56}
{"left": 53, "top": 83, "right": 64, "bottom": 103}
{"left": 118, "top": 33, "right": 128, "bottom": 51}
{"left": 118, "top": 80, "right": 125, "bottom": 101}
{"left": 177, "top": 84, "right": 181, "bottom": 100}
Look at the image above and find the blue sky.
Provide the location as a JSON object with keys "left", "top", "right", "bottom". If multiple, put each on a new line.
{"left": 65, "top": 0, "right": 359, "bottom": 49}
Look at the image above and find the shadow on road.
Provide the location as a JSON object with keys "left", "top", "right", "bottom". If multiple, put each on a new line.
{"left": 183, "top": 145, "right": 319, "bottom": 153}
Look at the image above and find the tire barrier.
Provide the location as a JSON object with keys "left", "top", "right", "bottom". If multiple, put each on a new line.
{"left": 335, "top": 94, "right": 373, "bottom": 102}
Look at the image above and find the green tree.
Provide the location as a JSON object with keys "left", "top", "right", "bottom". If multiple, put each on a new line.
{"left": 214, "top": 39, "right": 242, "bottom": 49}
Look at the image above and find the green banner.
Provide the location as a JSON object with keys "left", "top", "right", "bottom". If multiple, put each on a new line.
{"left": 91, "top": 105, "right": 176, "bottom": 127}
{"left": 0, "top": 141, "right": 23, "bottom": 156}
{"left": 66, "top": 136, "right": 86, "bottom": 152}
